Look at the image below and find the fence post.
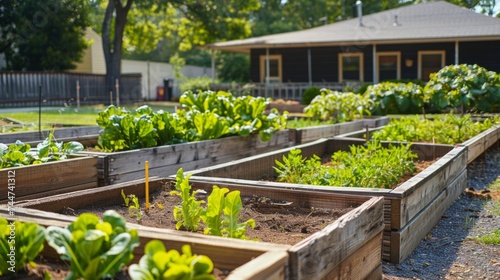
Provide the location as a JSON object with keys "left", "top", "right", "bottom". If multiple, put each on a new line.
{"left": 109, "top": 91, "right": 113, "bottom": 105}
{"left": 76, "top": 80, "right": 80, "bottom": 110}
{"left": 115, "top": 79, "right": 120, "bottom": 107}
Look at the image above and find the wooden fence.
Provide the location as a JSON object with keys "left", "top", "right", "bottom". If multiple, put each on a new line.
{"left": 0, "top": 72, "right": 142, "bottom": 107}
{"left": 209, "top": 82, "right": 350, "bottom": 101}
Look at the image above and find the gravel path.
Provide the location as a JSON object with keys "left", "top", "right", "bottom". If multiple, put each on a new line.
{"left": 383, "top": 143, "right": 500, "bottom": 279}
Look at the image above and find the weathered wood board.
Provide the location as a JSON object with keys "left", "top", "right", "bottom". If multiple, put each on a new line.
{"left": 0, "top": 206, "right": 290, "bottom": 279}
{"left": 0, "top": 155, "right": 98, "bottom": 204}
{"left": 292, "top": 116, "right": 389, "bottom": 144}
{"left": 16, "top": 177, "right": 385, "bottom": 280}
{"left": 184, "top": 138, "right": 468, "bottom": 264}
{"left": 0, "top": 125, "right": 100, "bottom": 144}
{"left": 80, "top": 129, "right": 295, "bottom": 186}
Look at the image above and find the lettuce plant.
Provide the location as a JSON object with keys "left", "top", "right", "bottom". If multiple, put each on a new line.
{"left": 128, "top": 240, "right": 215, "bottom": 280}
{"left": 170, "top": 168, "right": 205, "bottom": 231}
{"left": 45, "top": 210, "right": 139, "bottom": 280}
{"left": 0, "top": 219, "right": 45, "bottom": 275}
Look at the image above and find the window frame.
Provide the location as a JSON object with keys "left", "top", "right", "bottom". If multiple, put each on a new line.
{"left": 376, "top": 51, "right": 401, "bottom": 82}
{"left": 259, "top": 54, "right": 283, "bottom": 83}
{"left": 338, "top": 52, "right": 364, "bottom": 82}
{"left": 418, "top": 50, "right": 446, "bottom": 80}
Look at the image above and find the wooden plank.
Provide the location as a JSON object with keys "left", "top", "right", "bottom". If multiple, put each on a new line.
{"left": 0, "top": 156, "right": 98, "bottom": 202}
{"left": 287, "top": 197, "right": 384, "bottom": 280}
{"left": 390, "top": 170, "right": 467, "bottom": 264}
{"left": 293, "top": 121, "right": 364, "bottom": 144}
{"left": 16, "top": 177, "right": 166, "bottom": 212}
{"left": 390, "top": 146, "right": 467, "bottom": 229}
{"left": 0, "top": 125, "right": 100, "bottom": 144}
{"left": 461, "top": 125, "right": 500, "bottom": 163}
{"left": 227, "top": 251, "right": 289, "bottom": 280}
{"left": 324, "top": 232, "right": 382, "bottom": 280}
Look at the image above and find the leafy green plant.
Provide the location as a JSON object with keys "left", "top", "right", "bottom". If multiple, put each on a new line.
{"left": 45, "top": 210, "right": 139, "bottom": 280}
{"left": 365, "top": 82, "right": 427, "bottom": 115}
{"left": 274, "top": 142, "right": 418, "bottom": 189}
{"left": 170, "top": 168, "right": 205, "bottom": 231}
{"left": 121, "top": 190, "right": 142, "bottom": 221}
{"left": 371, "top": 113, "right": 500, "bottom": 144}
{"left": 0, "top": 133, "right": 84, "bottom": 169}
{"left": 474, "top": 229, "right": 500, "bottom": 245}
{"left": 201, "top": 186, "right": 255, "bottom": 239}
{"left": 128, "top": 240, "right": 215, "bottom": 280}
{"left": 304, "top": 89, "right": 373, "bottom": 123}
{"left": 121, "top": 189, "right": 131, "bottom": 207}
{"left": 425, "top": 64, "right": 500, "bottom": 113}
{"left": 0, "top": 219, "right": 45, "bottom": 275}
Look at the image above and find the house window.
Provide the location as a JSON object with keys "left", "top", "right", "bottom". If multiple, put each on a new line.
{"left": 339, "top": 53, "right": 364, "bottom": 82}
{"left": 376, "top": 52, "right": 400, "bottom": 82}
{"left": 418, "top": 51, "right": 445, "bottom": 81}
{"left": 260, "top": 55, "right": 282, "bottom": 83}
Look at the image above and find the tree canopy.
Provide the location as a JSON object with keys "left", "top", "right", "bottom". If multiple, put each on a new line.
{"left": 0, "top": 0, "right": 90, "bottom": 71}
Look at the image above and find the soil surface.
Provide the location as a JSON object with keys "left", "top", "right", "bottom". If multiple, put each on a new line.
{"left": 383, "top": 142, "right": 500, "bottom": 280}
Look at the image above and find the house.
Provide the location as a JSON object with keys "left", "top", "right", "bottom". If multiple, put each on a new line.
{"left": 205, "top": 1, "right": 500, "bottom": 88}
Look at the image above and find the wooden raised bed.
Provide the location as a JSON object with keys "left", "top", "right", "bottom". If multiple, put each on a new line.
{"left": 79, "top": 129, "right": 295, "bottom": 186}
{"left": 0, "top": 206, "right": 289, "bottom": 280}
{"left": 184, "top": 138, "right": 468, "bottom": 264}
{"left": 338, "top": 123, "right": 500, "bottom": 164}
{"left": 291, "top": 116, "right": 389, "bottom": 144}
{"left": 16, "top": 177, "right": 385, "bottom": 280}
{"left": 0, "top": 155, "right": 98, "bottom": 204}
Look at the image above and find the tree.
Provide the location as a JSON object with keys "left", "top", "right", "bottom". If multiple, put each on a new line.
{"left": 0, "top": 0, "right": 90, "bottom": 70}
{"left": 101, "top": 0, "right": 260, "bottom": 97}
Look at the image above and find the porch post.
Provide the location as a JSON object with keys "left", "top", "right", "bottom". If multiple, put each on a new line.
{"left": 266, "top": 48, "right": 270, "bottom": 86}
{"left": 373, "top": 44, "right": 377, "bottom": 83}
{"left": 308, "top": 48, "right": 312, "bottom": 86}
{"left": 455, "top": 41, "right": 459, "bottom": 65}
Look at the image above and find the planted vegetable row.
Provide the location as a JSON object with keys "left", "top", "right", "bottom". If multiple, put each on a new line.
{"left": 97, "top": 91, "right": 288, "bottom": 152}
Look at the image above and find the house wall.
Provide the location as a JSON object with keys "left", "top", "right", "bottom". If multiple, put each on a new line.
{"left": 250, "top": 41, "right": 499, "bottom": 84}
{"left": 459, "top": 40, "right": 500, "bottom": 72}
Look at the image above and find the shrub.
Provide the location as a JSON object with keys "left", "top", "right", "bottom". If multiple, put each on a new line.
{"left": 365, "top": 82, "right": 427, "bottom": 115}
{"left": 304, "top": 89, "right": 373, "bottom": 122}
{"left": 425, "top": 64, "right": 500, "bottom": 113}
{"left": 301, "top": 86, "right": 321, "bottom": 105}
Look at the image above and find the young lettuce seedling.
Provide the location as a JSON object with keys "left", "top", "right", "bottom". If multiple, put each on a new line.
{"left": 128, "top": 240, "right": 215, "bottom": 280}
{"left": 0, "top": 218, "right": 45, "bottom": 275}
{"left": 45, "top": 210, "right": 139, "bottom": 280}
{"left": 170, "top": 168, "right": 205, "bottom": 231}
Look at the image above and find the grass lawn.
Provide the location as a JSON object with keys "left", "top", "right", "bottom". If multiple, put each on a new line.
{"left": 0, "top": 103, "right": 178, "bottom": 127}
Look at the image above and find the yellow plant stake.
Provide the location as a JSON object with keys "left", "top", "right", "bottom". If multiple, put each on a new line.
{"left": 145, "top": 161, "right": 150, "bottom": 213}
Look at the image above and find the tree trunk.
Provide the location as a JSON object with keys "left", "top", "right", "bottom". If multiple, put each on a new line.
{"left": 102, "top": 0, "right": 133, "bottom": 105}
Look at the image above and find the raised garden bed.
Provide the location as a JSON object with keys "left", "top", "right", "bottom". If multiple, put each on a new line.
{"left": 79, "top": 129, "right": 295, "bottom": 186}
{"left": 0, "top": 155, "right": 98, "bottom": 203}
{"left": 16, "top": 177, "right": 385, "bottom": 279}
{"left": 0, "top": 206, "right": 289, "bottom": 280}
{"left": 290, "top": 116, "right": 389, "bottom": 144}
{"left": 0, "top": 125, "right": 100, "bottom": 147}
{"left": 183, "top": 138, "right": 468, "bottom": 264}
{"left": 339, "top": 123, "right": 500, "bottom": 164}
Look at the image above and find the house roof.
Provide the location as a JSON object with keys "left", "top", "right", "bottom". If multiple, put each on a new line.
{"left": 205, "top": 1, "right": 500, "bottom": 53}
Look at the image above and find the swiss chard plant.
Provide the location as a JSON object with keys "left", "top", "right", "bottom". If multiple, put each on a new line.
{"left": 274, "top": 141, "right": 418, "bottom": 189}
{"left": 45, "top": 210, "right": 139, "bottom": 280}
{"left": 0, "top": 133, "right": 84, "bottom": 169}
{"left": 128, "top": 240, "right": 215, "bottom": 280}
{"left": 170, "top": 168, "right": 205, "bottom": 232}
{"left": 365, "top": 82, "right": 427, "bottom": 115}
{"left": 201, "top": 186, "right": 255, "bottom": 239}
{"left": 0, "top": 219, "right": 45, "bottom": 275}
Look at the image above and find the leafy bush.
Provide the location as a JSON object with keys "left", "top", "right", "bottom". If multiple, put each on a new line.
{"left": 371, "top": 113, "right": 500, "bottom": 144}
{"left": 301, "top": 86, "right": 321, "bottom": 105}
{"left": 274, "top": 141, "right": 418, "bottom": 189}
{"left": 304, "top": 89, "right": 373, "bottom": 122}
{"left": 45, "top": 210, "right": 139, "bottom": 280}
{"left": 128, "top": 240, "right": 215, "bottom": 280}
{"left": 365, "top": 82, "right": 427, "bottom": 115}
{"left": 179, "top": 76, "right": 213, "bottom": 93}
{"left": 425, "top": 64, "right": 500, "bottom": 113}
{"left": 0, "top": 134, "right": 84, "bottom": 169}
{"left": 0, "top": 219, "right": 45, "bottom": 275}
